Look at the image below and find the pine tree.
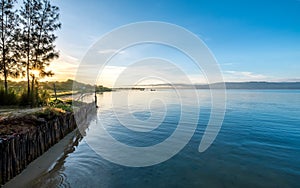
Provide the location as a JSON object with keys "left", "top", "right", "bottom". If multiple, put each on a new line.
{"left": 0, "top": 0, "right": 19, "bottom": 93}
{"left": 33, "top": 0, "right": 61, "bottom": 78}
{"left": 19, "top": 0, "right": 60, "bottom": 96}
{"left": 19, "top": 0, "right": 39, "bottom": 96}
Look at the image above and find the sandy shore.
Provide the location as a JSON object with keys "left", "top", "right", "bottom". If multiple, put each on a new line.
{"left": 3, "top": 130, "right": 78, "bottom": 188}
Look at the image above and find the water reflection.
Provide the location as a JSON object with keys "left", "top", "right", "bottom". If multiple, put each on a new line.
{"left": 30, "top": 90, "right": 300, "bottom": 187}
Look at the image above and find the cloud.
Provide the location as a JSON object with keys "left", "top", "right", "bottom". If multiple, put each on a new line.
{"left": 97, "top": 60, "right": 200, "bottom": 88}
{"left": 269, "top": 78, "right": 300, "bottom": 82}
{"left": 98, "top": 49, "right": 126, "bottom": 54}
{"left": 39, "top": 52, "right": 80, "bottom": 82}
{"left": 224, "top": 70, "right": 268, "bottom": 81}
{"left": 97, "top": 66, "right": 126, "bottom": 87}
{"left": 64, "top": 55, "right": 79, "bottom": 64}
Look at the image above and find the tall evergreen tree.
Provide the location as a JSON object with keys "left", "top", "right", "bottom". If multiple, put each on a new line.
{"left": 19, "top": 0, "right": 39, "bottom": 96}
{"left": 20, "top": 0, "right": 60, "bottom": 96}
{"left": 33, "top": 0, "right": 60, "bottom": 78}
{"left": 0, "top": 0, "right": 19, "bottom": 93}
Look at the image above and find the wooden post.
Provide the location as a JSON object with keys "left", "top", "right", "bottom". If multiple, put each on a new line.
{"left": 95, "top": 89, "right": 98, "bottom": 108}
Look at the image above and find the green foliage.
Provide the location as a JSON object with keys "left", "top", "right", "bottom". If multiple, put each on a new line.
{"left": 0, "top": 0, "right": 61, "bottom": 97}
{"left": 19, "top": 91, "right": 30, "bottom": 106}
{"left": 19, "top": 0, "right": 61, "bottom": 78}
{"left": 0, "top": 79, "right": 112, "bottom": 95}
{"left": 19, "top": 87, "right": 51, "bottom": 107}
{"left": 0, "top": 79, "right": 112, "bottom": 107}
{"left": 39, "top": 89, "right": 50, "bottom": 106}
{"left": 0, "top": 86, "right": 50, "bottom": 106}
{"left": 48, "top": 98, "right": 73, "bottom": 112}
{"left": 96, "top": 85, "right": 112, "bottom": 92}
{"left": 35, "top": 106, "right": 65, "bottom": 120}
{"left": 0, "top": 88, "right": 18, "bottom": 105}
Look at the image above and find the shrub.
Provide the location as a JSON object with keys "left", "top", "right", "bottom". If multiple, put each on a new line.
{"left": 0, "top": 88, "right": 19, "bottom": 105}
{"left": 49, "top": 98, "right": 73, "bottom": 112}
{"left": 0, "top": 87, "right": 51, "bottom": 107}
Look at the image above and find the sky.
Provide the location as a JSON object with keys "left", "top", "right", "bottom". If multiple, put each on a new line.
{"left": 48, "top": 0, "right": 300, "bottom": 87}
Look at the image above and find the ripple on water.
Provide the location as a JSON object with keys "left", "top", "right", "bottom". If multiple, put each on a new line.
{"left": 31, "top": 90, "right": 300, "bottom": 187}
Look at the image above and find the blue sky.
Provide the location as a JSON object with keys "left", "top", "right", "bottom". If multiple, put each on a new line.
{"left": 50, "top": 0, "right": 300, "bottom": 85}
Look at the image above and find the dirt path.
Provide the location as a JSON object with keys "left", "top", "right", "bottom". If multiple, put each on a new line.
{"left": 0, "top": 107, "right": 42, "bottom": 118}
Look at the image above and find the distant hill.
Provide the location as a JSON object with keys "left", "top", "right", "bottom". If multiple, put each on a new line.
{"left": 3, "top": 80, "right": 300, "bottom": 90}
{"left": 148, "top": 82, "right": 300, "bottom": 89}
{"left": 0, "top": 79, "right": 112, "bottom": 92}
{"left": 198, "top": 82, "right": 300, "bottom": 89}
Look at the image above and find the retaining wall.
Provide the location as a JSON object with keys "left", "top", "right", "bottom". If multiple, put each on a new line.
{"left": 0, "top": 103, "right": 95, "bottom": 185}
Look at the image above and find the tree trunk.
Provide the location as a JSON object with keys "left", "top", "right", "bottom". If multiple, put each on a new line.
{"left": 27, "top": 15, "right": 31, "bottom": 97}
{"left": 27, "top": 59, "right": 30, "bottom": 96}
{"left": 3, "top": 62, "right": 7, "bottom": 93}
{"left": 1, "top": 0, "right": 8, "bottom": 94}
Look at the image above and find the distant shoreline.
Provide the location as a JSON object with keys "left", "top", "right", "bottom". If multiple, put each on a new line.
{"left": 115, "top": 82, "right": 300, "bottom": 90}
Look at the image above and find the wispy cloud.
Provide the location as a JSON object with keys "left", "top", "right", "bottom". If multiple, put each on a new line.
{"left": 57, "top": 51, "right": 80, "bottom": 65}
{"left": 97, "top": 61, "right": 202, "bottom": 87}
{"left": 269, "top": 78, "right": 300, "bottom": 82}
{"left": 64, "top": 55, "right": 79, "bottom": 64}
{"left": 40, "top": 52, "right": 80, "bottom": 82}
{"left": 98, "top": 65, "right": 126, "bottom": 86}
{"left": 224, "top": 70, "right": 268, "bottom": 81}
{"left": 98, "top": 49, "right": 126, "bottom": 54}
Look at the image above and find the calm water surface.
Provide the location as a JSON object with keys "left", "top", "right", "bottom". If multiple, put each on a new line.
{"left": 32, "top": 90, "right": 300, "bottom": 188}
